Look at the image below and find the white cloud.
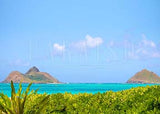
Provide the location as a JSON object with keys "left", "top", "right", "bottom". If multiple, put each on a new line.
{"left": 85, "top": 35, "right": 103, "bottom": 48}
{"left": 127, "top": 35, "right": 159, "bottom": 59}
{"left": 107, "top": 34, "right": 160, "bottom": 60}
{"left": 72, "top": 34, "right": 103, "bottom": 50}
{"left": 53, "top": 43, "right": 65, "bottom": 56}
{"left": 53, "top": 43, "right": 65, "bottom": 52}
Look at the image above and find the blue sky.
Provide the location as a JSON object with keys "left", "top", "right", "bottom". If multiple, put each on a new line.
{"left": 0, "top": 0, "right": 160, "bottom": 83}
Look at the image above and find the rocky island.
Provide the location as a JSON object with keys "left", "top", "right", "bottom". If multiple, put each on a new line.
{"left": 2, "top": 66, "right": 61, "bottom": 83}
{"left": 127, "top": 69, "right": 160, "bottom": 84}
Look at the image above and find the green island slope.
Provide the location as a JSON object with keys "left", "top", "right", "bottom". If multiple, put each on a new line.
{"left": 1, "top": 83, "right": 160, "bottom": 114}
{"left": 2, "top": 66, "right": 61, "bottom": 83}
{"left": 127, "top": 69, "right": 160, "bottom": 84}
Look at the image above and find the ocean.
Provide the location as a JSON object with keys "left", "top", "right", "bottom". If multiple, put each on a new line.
{"left": 0, "top": 83, "right": 159, "bottom": 97}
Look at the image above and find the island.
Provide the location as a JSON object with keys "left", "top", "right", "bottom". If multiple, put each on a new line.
{"left": 2, "top": 66, "right": 61, "bottom": 83}
{"left": 127, "top": 69, "right": 160, "bottom": 84}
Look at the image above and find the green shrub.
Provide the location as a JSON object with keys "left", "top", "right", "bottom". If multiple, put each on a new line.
{"left": 0, "top": 82, "right": 160, "bottom": 114}
{"left": 0, "top": 81, "right": 49, "bottom": 114}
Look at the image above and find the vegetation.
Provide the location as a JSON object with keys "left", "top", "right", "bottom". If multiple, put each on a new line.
{"left": 3, "top": 66, "right": 60, "bottom": 83}
{"left": 0, "top": 81, "right": 49, "bottom": 114}
{"left": 127, "top": 69, "right": 160, "bottom": 83}
{"left": 25, "top": 74, "right": 52, "bottom": 82}
{"left": 0, "top": 82, "right": 160, "bottom": 114}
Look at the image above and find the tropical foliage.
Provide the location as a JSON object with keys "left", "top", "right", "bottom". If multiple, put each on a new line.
{"left": 0, "top": 81, "right": 49, "bottom": 114}
{"left": 0, "top": 82, "right": 160, "bottom": 114}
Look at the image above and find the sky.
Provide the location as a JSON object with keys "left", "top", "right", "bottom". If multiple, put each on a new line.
{"left": 0, "top": 0, "right": 160, "bottom": 83}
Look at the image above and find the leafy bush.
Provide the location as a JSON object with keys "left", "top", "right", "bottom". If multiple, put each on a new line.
{"left": 1, "top": 82, "right": 160, "bottom": 114}
{"left": 0, "top": 81, "right": 49, "bottom": 114}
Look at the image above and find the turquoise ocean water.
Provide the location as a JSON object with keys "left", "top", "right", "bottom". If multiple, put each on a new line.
{"left": 0, "top": 83, "right": 159, "bottom": 97}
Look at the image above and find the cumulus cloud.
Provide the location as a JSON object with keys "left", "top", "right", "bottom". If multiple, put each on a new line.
{"left": 53, "top": 43, "right": 65, "bottom": 52}
{"left": 72, "top": 34, "right": 103, "bottom": 50}
{"left": 85, "top": 35, "right": 103, "bottom": 48}
{"left": 53, "top": 43, "right": 65, "bottom": 56}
